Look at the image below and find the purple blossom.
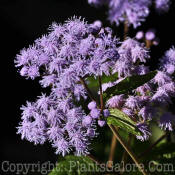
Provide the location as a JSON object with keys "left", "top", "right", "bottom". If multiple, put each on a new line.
{"left": 153, "top": 71, "right": 172, "bottom": 86}
{"left": 161, "top": 47, "right": 175, "bottom": 74}
{"left": 151, "top": 88, "right": 172, "bottom": 105}
{"left": 82, "top": 115, "right": 93, "bottom": 126}
{"left": 138, "top": 106, "right": 155, "bottom": 120}
{"left": 145, "top": 29, "right": 156, "bottom": 41}
{"left": 159, "top": 112, "right": 174, "bottom": 131}
{"left": 88, "top": 101, "right": 97, "bottom": 110}
{"left": 125, "top": 96, "right": 143, "bottom": 110}
{"left": 40, "top": 75, "right": 57, "bottom": 87}
{"left": 155, "top": 0, "right": 170, "bottom": 12}
{"left": 53, "top": 139, "right": 70, "bottom": 156}
{"left": 135, "top": 31, "right": 144, "bottom": 40}
{"left": 135, "top": 65, "right": 150, "bottom": 75}
{"left": 114, "top": 38, "right": 150, "bottom": 78}
{"left": 136, "top": 123, "right": 151, "bottom": 141}
{"left": 163, "top": 64, "right": 175, "bottom": 75}
{"left": 136, "top": 83, "right": 152, "bottom": 96}
{"left": 131, "top": 45, "right": 149, "bottom": 63}
{"left": 90, "top": 108, "right": 101, "bottom": 119}
{"left": 107, "top": 95, "right": 125, "bottom": 109}
{"left": 122, "top": 108, "right": 134, "bottom": 117}
{"left": 98, "top": 120, "right": 106, "bottom": 127}
{"left": 108, "top": 0, "right": 151, "bottom": 28}
{"left": 88, "top": 0, "right": 171, "bottom": 28}
{"left": 103, "top": 109, "right": 110, "bottom": 117}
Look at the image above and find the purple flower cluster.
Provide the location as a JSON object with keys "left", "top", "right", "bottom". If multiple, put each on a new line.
{"left": 105, "top": 41, "right": 175, "bottom": 141}
{"left": 17, "top": 96, "right": 96, "bottom": 156}
{"left": 136, "top": 29, "right": 157, "bottom": 41}
{"left": 113, "top": 38, "right": 150, "bottom": 78}
{"left": 15, "top": 17, "right": 119, "bottom": 155}
{"left": 155, "top": 0, "right": 171, "bottom": 12}
{"left": 88, "top": 0, "right": 171, "bottom": 28}
{"left": 88, "top": 101, "right": 110, "bottom": 127}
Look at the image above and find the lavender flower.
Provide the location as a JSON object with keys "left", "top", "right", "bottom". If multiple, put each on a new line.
{"left": 82, "top": 115, "right": 93, "bottom": 126}
{"left": 113, "top": 38, "right": 149, "bottom": 78}
{"left": 98, "top": 120, "right": 106, "bottom": 127}
{"left": 122, "top": 108, "right": 135, "bottom": 117}
{"left": 88, "top": 0, "right": 171, "bottom": 28}
{"left": 88, "top": 101, "right": 97, "bottom": 110}
{"left": 155, "top": 0, "right": 170, "bottom": 12}
{"left": 15, "top": 17, "right": 120, "bottom": 156}
{"left": 153, "top": 71, "right": 172, "bottom": 86}
{"left": 138, "top": 106, "right": 155, "bottom": 120}
{"left": 136, "top": 123, "right": 151, "bottom": 141}
{"left": 106, "top": 95, "right": 125, "bottom": 109}
{"left": 135, "top": 31, "right": 144, "bottom": 40}
{"left": 125, "top": 96, "right": 143, "bottom": 110}
{"left": 103, "top": 109, "right": 110, "bottom": 117}
{"left": 145, "top": 29, "right": 156, "bottom": 41}
{"left": 90, "top": 108, "right": 101, "bottom": 119}
{"left": 161, "top": 47, "right": 175, "bottom": 74}
{"left": 159, "top": 112, "right": 174, "bottom": 131}
{"left": 108, "top": 0, "right": 151, "bottom": 28}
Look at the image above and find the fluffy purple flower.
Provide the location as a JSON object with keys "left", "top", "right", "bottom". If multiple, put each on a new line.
{"left": 53, "top": 139, "right": 70, "bottom": 156}
{"left": 88, "top": 101, "right": 97, "bottom": 110}
{"left": 153, "top": 71, "right": 172, "bottom": 86}
{"left": 138, "top": 106, "right": 155, "bottom": 120}
{"left": 82, "top": 115, "right": 93, "bottom": 126}
{"left": 122, "top": 108, "right": 135, "bottom": 117}
{"left": 151, "top": 88, "right": 172, "bottom": 105}
{"left": 136, "top": 83, "right": 152, "bottom": 96}
{"left": 90, "top": 108, "right": 101, "bottom": 119}
{"left": 163, "top": 64, "right": 175, "bottom": 75}
{"left": 145, "top": 29, "right": 156, "bottom": 41}
{"left": 160, "top": 82, "right": 175, "bottom": 97}
{"left": 17, "top": 93, "right": 96, "bottom": 156}
{"left": 125, "top": 96, "right": 143, "bottom": 110}
{"left": 159, "top": 112, "right": 174, "bottom": 131}
{"left": 161, "top": 47, "right": 175, "bottom": 74}
{"left": 131, "top": 45, "right": 149, "bottom": 63}
{"left": 108, "top": 0, "right": 151, "bottom": 28}
{"left": 135, "top": 31, "right": 144, "bottom": 40}
{"left": 107, "top": 95, "right": 125, "bottom": 109}
{"left": 114, "top": 38, "right": 150, "bottom": 78}
{"left": 98, "top": 120, "right": 106, "bottom": 127}
{"left": 20, "top": 66, "right": 28, "bottom": 76}
{"left": 40, "top": 75, "right": 57, "bottom": 87}
{"left": 136, "top": 123, "right": 151, "bottom": 141}
{"left": 155, "top": 0, "right": 170, "bottom": 12}
{"left": 103, "top": 109, "right": 110, "bottom": 117}
{"left": 135, "top": 65, "right": 150, "bottom": 75}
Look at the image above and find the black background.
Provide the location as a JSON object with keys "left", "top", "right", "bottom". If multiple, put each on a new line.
{"left": 1, "top": 0, "right": 175, "bottom": 171}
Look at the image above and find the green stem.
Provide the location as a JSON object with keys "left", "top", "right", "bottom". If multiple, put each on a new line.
{"left": 109, "top": 124, "right": 148, "bottom": 175}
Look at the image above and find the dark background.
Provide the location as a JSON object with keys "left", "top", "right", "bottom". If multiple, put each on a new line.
{"left": 0, "top": 0, "right": 175, "bottom": 173}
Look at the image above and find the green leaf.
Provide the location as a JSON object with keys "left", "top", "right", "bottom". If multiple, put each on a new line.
{"left": 104, "top": 71, "right": 157, "bottom": 99}
{"left": 49, "top": 155, "right": 97, "bottom": 175}
{"left": 107, "top": 108, "right": 142, "bottom": 136}
{"left": 87, "top": 72, "right": 118, "bottom": 89}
